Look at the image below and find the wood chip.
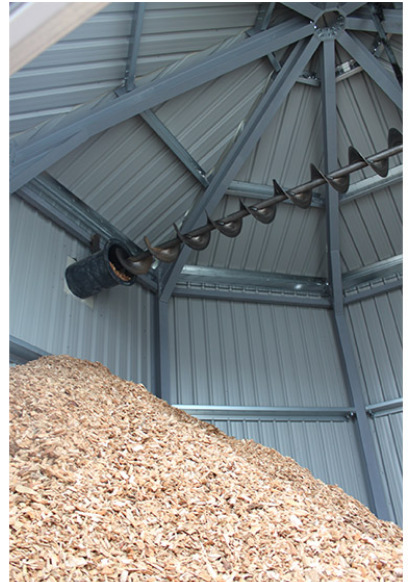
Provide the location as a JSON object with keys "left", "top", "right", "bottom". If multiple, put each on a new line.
{"left": 10, "top": 355, "right": 403, "bottom": 581}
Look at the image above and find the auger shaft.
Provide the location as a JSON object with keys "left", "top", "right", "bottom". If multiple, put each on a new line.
{"left": 116, "top": 130, "right": 402, "bottom": 274}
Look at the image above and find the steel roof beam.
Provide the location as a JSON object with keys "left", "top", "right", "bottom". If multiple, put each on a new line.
{"left": 159, "top": 35, "right": 321, "bottom": 302}
{"left": 346, "top": 12, "right": 402, "bottom": 34}
{"left": 322, "top": 39, "right": 342, "bottom": 313}
{"left": 248, "top": 3, "right": 279, "bottom": 72}
{"left": 337, "top": 31, "right": 402, "bottom": 110}
{"left": 368, "top": 4, "right": 402, "bottom": 86}
{"left": 10, "top": 15, "right": 314, "bottom": 193}
{"left": 140, "top": 110, "right": 209, "bottom": 187}
{"left": 253, "top": 3, "right": 276, "bottom": 32}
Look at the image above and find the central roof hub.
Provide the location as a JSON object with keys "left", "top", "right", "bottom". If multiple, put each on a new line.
{"left": 313, "top": 10, "right": 345, "bottom": 39}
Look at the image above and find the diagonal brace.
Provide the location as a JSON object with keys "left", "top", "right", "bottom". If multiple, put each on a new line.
{"left": 337, "top": 30, "right": 402, "bottom": 109}
{"left": 159, "top": 35, "right": 321, "bottom": 302}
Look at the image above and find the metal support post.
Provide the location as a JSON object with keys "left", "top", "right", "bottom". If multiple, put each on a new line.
{"left": 321, "top": 38, "right": 390, "bottom": 521}
{"left": 124, "top": 3, "right": 145, "bottom": 92}
{"left": 154, "top": 293, "right": 172, "bottom": 403}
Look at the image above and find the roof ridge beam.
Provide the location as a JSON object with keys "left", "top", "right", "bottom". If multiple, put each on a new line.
{"left": 10, "top": 15, "right": 314, "bottom": 192}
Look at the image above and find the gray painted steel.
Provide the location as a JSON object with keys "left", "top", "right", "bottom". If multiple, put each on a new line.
{"left": 10, "top": 336, "right": 51, "bottom": 365}
{"left": 140, "top": 110, "right": 209, "bottom": 187}
{"left": 15, "top": 172, "right": 157, "bottom": 293}
{"left": 187, "top": 199, "right": 328, "bottom": 278}
{"left": 339, "top": 165, "right": 402, "bottom": 204}
{"left": 337, "top": 31, "right": 402, "bottom": 109}
{"left": 175, "top": 405, "right": 355, "bottom": 421}
{"left": 10, "top": 196, "right": 153, "bottom": 386}
{"left": 321, "top": 37, "right": 390, "bottom": 521}
{"left": 280, "top": 2, "right": 322, "bottom": 20}
{"left": 346, "top": 11, "right": 402, "bottom": 34}
{"left": 366, "top": 398, "right": 402, "bottom": 417}
{"left": 343, "top": 256, "right": 402, "bottom": 290}
{"left": 154, "top": 297, "right": 172, "bottom": 403}
{"left": 121, "top": 3, "right": 145, "bottom": 93}
{"left": 160, "top": 35, "right": 321, "bottom": 300}
{"left": 344, "top": 277, "right": 402, "bottom": 304}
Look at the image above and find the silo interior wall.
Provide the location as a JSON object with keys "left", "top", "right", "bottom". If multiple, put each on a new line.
{"left": 345, "top": 291, "right": 403, "bottom": 527}
{"left": 9, "top": 196, "right": 402, "bottom": 526}
{"left": 168, "top": 297, "right": 350, "bottom": 407}
{"left": 168, "top": 296, "right": 372, "bottom": 512}
{"left": 9, "top": 196, "right": 153, "bottom": 386}
{"left": 345, "top": 291, "right": 402, "bottom": 405}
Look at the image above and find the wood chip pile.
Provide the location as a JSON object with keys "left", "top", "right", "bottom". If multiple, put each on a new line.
{"left": 10, "top": 356, "right": 403, "bottom": 581}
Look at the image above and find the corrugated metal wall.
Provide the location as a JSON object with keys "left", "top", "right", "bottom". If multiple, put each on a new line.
{"left": 345, "top": 290, "right": 402, "bottom": 526}
{"left": 339, "top": 184, "right": 402, "bottom": 273}
{"left": 168, "top": 296, "right": 372, "bottom": 508}
{"left": 10, "top": 2, "right": 258, "bottom": 135}
{"left": 168, "top": 297, "right": 349, "bottom": 406}
{"left": 169, "top": 294, "right": 402, "bottom": 526}
{"left": 370, "top": 412, "right": 403, "bottom": 527}
{"left": 345, "top": 290, "right": 402, "bottom": 404}
{"left": 9, "top": 196, "right": 153, "bottom": 386}
{"left": 196, "top": 417, "right": 370, "bottom": 508}
{"left": 188, "top": 199, "right": 327, "bottom": 278}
